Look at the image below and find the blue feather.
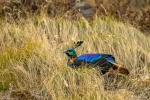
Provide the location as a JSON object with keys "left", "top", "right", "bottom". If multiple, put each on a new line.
{"left": 76, "top": 54, "right": 115, "bottom": 63}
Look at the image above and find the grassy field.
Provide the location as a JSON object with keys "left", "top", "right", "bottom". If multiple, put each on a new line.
{"left": 0, "top": 15, "right": 150, "bottom": 99}
{"left": 0, "top": 0, "right": 150, "bottom": 99}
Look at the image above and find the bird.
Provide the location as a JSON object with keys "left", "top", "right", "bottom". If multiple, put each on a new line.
{"left": 64, "top": 41, "right": 129, "bottom": 76}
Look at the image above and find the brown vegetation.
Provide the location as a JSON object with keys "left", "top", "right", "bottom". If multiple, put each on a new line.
{"left": 0, "top": 0, "right": 150, "bottom": 33}
{"left": 0, "top": 0, "right": 149, "bottom": 34}
{"left": 0, "top": 0, "right": 150, "bottom": 34}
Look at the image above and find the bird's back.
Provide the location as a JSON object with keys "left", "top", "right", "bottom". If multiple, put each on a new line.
{"left": 76, "top": 54, "right": 115, "bottom": 63}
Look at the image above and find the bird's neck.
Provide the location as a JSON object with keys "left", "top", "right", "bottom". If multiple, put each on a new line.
{"left": 69, "top": 57, "right": 77, "bottom": 63}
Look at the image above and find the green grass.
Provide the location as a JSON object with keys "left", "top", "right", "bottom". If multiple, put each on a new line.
{"left": 0, "top": 16, "right": 150, "bottom": 99}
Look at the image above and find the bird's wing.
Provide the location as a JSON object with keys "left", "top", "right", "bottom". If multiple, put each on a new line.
{"left": 100, "top": 54, "right": 116, "bottom": 62}
{"left": 76, "top": 54, "right": 102, "bottom": 63}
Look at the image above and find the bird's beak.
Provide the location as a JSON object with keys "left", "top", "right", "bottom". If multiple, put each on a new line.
{"left": 63, "top": 50, "right": 67, "bottom": 53}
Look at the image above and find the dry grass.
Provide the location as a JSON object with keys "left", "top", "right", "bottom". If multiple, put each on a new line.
{"left": 0, "top": 0, "right": 150, "bottom": 34}
{"left": 0, "top": 15, "right": 150, "bottom": 100}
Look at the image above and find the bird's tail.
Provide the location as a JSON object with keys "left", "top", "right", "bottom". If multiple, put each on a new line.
{"left": 110, "top": 62, "right": 129, "bottom": 75}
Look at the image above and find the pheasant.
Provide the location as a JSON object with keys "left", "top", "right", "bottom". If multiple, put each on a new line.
{"left": 64, "top": 41, "right": 129, "bottom": 75}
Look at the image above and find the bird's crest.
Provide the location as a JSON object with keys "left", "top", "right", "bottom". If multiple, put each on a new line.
{"left": 73, "top": 41, "right": 83, "bottom": 48}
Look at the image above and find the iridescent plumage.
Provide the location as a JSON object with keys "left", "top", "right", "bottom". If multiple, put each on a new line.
{"left": 64, "top": 42, "right": 129, "bottom": 75}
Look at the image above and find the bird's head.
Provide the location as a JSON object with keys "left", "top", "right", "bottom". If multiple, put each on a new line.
{"left": 64, "top": 41, "right": 83, "bottom": 59}
{"left": 63, "top": 48, "right": 77, "bottom": 58}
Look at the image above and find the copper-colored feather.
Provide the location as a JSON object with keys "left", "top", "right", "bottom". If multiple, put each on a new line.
{"left": 110, "top": 62, "right": 129, "bottom": 75}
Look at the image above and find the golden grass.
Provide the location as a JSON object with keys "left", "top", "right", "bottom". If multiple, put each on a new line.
{"left": 0, "top": 16, "right": 150, "bottom": 99}
{"left": 0, "top": 0, "right": 150, "bottom": 34}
